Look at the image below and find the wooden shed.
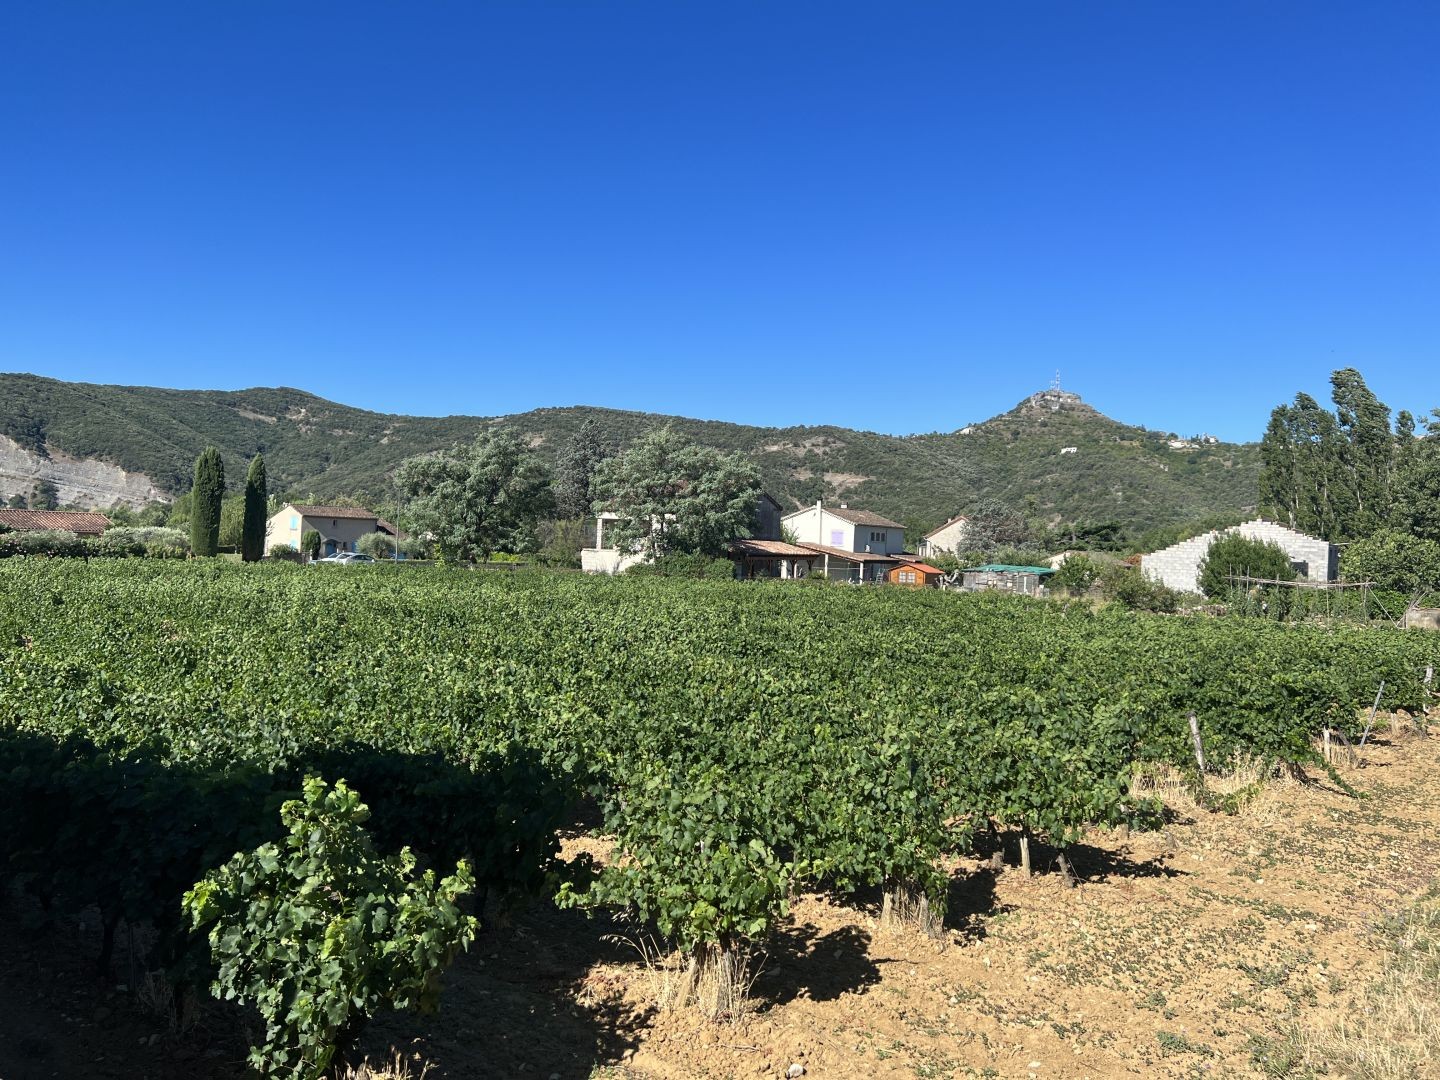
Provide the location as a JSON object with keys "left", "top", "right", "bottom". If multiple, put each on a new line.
{"left": 887, "top": 561, "right": 945, "bottom": 587}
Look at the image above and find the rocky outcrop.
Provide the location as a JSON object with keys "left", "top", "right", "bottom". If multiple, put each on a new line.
{"left": 0, "top": 435, "right": 165, "bottom": 509}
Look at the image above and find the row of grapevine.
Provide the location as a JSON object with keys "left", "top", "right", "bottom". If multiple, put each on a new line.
{"left": 1, "top": 559, "right": 1435, "bottom": 1032}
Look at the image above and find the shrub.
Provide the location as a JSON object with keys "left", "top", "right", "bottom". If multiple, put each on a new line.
{"left": 1052, "top": 553, "right": 1101, "bottom": 592}
{"left": 301, "top": 530, "right": 322, "bottom": 560}
{"left": 357, "top": 532, "right": 398, "bottom": 560}
{"left": 1342, "top": 528, "right": 1440, "bottom": 598}
{"left": 1197, "top": 532, "right": 1295, "bottom": 599}
{"left": 100, "top": 526, "right": 189, "bottom": 558}
{"left": 268, "top": 543, "right": 301, "bottom": 563}
{"left": 1099, "top": 564, "right": 1180, "bottom": 613}
{"left": 183, "top": 778, "right": 478, "bottom": 1080}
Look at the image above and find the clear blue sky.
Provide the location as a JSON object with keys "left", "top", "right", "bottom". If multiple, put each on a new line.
{"left": 2, "top": 2, "right": 1436, "bottom": 441}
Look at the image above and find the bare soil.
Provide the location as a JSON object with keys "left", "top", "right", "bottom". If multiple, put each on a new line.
{"left": 3, "top": 728, "right": 1438, "bottom": 1079}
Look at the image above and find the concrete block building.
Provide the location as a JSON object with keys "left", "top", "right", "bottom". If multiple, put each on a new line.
{"left": 1140, "top": 519, "right": 1338, "bottom": 594}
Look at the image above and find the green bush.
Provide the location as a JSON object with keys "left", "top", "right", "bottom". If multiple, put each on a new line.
{"left": 1099, "top": 564, "right": 1180, "bottom": 613}
{"left": 1052, "top": 553, "right": 1101, "bottom": 592}
{"left": 626, "top": 552, "right": 736, "bottom": 580}
{"left": 301, "top": 530, "right": 322, "bottom": 560}
{"left": 1342, "top": 528, "right": 1440, "bottom": 598}
{"left": 184, "top": 777, "right": 478, "bottom": 1079}
{"left": 1197, "top": 532, "right": 1296, "bottom": 599}
{"left": 267, "top": 543, "right": 301, "bottom": 563}
{"left": 356, "top": 532, "right": 397, "bottom": 560}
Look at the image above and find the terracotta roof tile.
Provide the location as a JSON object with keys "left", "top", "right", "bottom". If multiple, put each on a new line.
{"left": 729, "top": 539, "right": 818, "bottom": 558}
{"left": 0, "top": 509, "right": 111, "bottom": 535}
{"left": 290, "top": 504, "right": 379, "bottom": 521}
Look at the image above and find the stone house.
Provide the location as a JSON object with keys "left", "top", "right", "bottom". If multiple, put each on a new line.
{"left": 265, "top": 504, "right": 383, "bottom": 557}
{"left": 919, "top": 513, "right": 971, "bottom": 558}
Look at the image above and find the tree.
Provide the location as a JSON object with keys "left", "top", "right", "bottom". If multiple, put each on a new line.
{"left": 553, "top": 418, "right": 612, "bottom": 520}
{"left": 241, "top": 454, "right": 267, "bottom": 562}
{"left": 30, "top": 480, "right": 59, "bottom": 510}
{"left": 1390, "top": 409, "right": 1440, "bottom": 542}
{"left": 1258, "top": 370, "right": 1410, "bottom": 540}
{"left": 1341, "top": 528, "right": 1440, "bottom": 597}
{"left": 189, "top": 448, "right": 225, "bottom": 557}
{"left": 962, "top": 498, "right": 1031, "bottom": 552}
{"left": 591, "top": 427, "right": 761, "bottom": 559}
{"left": 1052, "top": 553, "right": 1101, "bottom": 592}
{"left": 395, "top": 430, "right": 553, "bottom": 563}
{"left": 1196, "top": 532, "right": 1296, "bottom": 599}
{"left": 6, "top": 493, "right": 25, "bottom": 509}
{"left": 301, "top": 529, "right": 322, "bottom": 560}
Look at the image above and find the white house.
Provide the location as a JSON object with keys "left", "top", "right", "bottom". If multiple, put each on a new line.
{"left": 782, "top": 501, "right": 908, "bottom": 582}
{"left": 265, "top": 503, "right": 382, "bottom": 557}
{"left": 1140, "top": 519, "right": 1339, "bottom": 594}
{"left": 580, "top": 493, "right": 799, "bottom": 577}
{"left": 919, "top": 513, "right": 971, "bottom": 559}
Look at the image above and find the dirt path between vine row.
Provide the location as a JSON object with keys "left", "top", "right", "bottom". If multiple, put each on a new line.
{"left": 3, "top": 725, "right": 1438, "bottom": 1079}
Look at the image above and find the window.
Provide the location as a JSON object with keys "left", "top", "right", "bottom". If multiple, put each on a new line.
{"left": 290, "top": 516, "right": 299, "bottom": 530}
{"left": 870, "top": 531, "right": 886, "bottom": 543}
{"left": 899, "top": 570, "right": 916, "bottom": 583}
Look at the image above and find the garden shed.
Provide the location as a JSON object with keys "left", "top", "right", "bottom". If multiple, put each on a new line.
{"left": 960, "top": 563, "right": 1055, "bottom": 595}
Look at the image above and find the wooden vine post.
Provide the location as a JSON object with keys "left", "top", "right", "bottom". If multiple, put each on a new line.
{"left": 1359, "top": 680, "right": 1386, "bottom": 749}
{"left": 1187, "top": 711, "right": 1207, "bottom": 775}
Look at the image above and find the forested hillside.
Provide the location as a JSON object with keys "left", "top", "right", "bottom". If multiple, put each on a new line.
{"left": 0, "top": 373, "right": 1259, "bottom": 532}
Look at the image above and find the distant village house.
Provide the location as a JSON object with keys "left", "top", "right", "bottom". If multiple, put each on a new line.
{"left": 264, "top": 503, "right": 388, "bottom": 558}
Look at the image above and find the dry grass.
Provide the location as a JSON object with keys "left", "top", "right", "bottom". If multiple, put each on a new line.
{"left": 1135, "top": 752, "right": 1288, "bottom": 819}
{"left": 335, "top": 1051, "right": 432, "bottom": 1080}
{"left": 1295, "top": 888, "right": 1440, "bottom": 1078}
{"left": 600, "top": 926, "right": 758, "bottom": 1022}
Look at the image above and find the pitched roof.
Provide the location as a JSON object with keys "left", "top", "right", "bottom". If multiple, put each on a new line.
{"left": 895, "top": 561, "right": 946, "bottom": 575}
{"left": 822, "top": 505, "right": 905, "bottom": 529}
{"left": 729, "top": 539, "right": 818, "bottom": 558}
{"left": 290, "top": 504, "right": 379, "bottom": 521}
{"left": 923, "top": 513, "right": 970, "bottom": 539}
{"left": 375, "top": 518, "right": 405, "bottom": 538}
{"left": 0, "top": 509, "right": 111, "bottom": 535}
{"left": 797, "top": 543, "right": 903, "bottom": 563}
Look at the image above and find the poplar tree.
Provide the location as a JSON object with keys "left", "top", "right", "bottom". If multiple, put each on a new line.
{"left": 190, "top": 447, "right": 225, "bottom": 557}
{"left": 241, "top": 454, "right": 268, "bottom": 562}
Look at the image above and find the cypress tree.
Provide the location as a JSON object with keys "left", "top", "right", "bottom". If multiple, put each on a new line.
{"left": 190, "top": 447, "right": 225, "bottom": 556}
{"left": 241, "top": 454, "right": 268, "bottom": 562}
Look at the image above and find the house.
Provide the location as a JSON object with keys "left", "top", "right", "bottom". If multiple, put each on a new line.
{"left": 264, "top": 504, "right": 383, "bottom": 558}
{"left": 728, "top": 538, "right": 821, "bottom": 580}
{"left": 1140, "top": 519, "right": 1338, "bottom": 594}
{"left": 919, "top": 513, "right": 971, "bottom": 558}
{"left": 783, "top": 501, "right": 909, "bottom": 582}
{"left": 888, "top": 561, "right": 945, "bottom": 587}
{"left": 580, "top": 493, "right": 790, "bottom": 576}
{"left": 0, "top": 509, "right": 111, "bottom": 536}
{"left": 960, "top": 563, "right": 1055, "bottom": 595}
{"left": 580, "top": 511, "right": 650, "bottom": 574}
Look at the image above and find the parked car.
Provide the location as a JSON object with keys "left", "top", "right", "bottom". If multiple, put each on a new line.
{"left": 311, "top": 552, "right": 376, "bottom": 565}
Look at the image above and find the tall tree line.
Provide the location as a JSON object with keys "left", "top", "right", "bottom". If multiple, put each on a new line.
{"left": 1259, "top": 368, "right": 1437, "bottom": 541}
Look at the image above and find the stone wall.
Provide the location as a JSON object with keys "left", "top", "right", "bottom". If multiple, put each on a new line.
{"left": 1140, "top": 519, "right": 1338, "bottom": 594}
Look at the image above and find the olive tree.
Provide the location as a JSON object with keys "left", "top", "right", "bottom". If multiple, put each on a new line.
{"left": 591, "top": 427, "right": 761, "bottom": 559}
{"left": 395, "top": 430, "right": 553, "bottom": 563}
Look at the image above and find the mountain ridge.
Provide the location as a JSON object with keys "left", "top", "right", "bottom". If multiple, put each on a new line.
{"left": 0, "top": 372, "right": 1260, "bottom": 533}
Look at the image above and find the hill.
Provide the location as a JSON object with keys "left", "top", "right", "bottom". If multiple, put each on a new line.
{"left": 0, "top": 373, "right": 1259, "bottom": 533}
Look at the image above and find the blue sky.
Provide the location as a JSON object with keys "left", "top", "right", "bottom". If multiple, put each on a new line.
{"left": 2, "top": 2, "right": 1436, "bottom": 441}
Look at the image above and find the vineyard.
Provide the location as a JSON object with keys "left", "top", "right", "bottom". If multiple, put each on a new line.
{"left": 1, "top": 560, "right": 1438, "bottom": 1076}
